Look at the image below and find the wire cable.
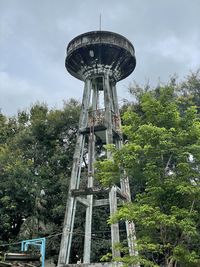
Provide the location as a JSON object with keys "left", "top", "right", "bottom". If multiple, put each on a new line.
{"left": 0, "top": 228, "right": 127, "bottom": 247}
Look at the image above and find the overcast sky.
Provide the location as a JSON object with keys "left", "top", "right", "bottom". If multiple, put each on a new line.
{"left": 0, "top": 0, "right": 200, "bottom": 116}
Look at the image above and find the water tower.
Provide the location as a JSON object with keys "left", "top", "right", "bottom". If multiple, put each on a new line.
{"left": 58, "top": 31, "right": 138, "bottom": 267}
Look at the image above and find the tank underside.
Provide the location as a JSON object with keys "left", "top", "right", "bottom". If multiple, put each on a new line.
{"left": 65, "top": 31, "right": 136, "bottom": 82}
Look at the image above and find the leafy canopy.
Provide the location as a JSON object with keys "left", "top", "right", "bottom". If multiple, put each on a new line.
{"left": 96, "top": 73, "right": 200, "bottom": 267}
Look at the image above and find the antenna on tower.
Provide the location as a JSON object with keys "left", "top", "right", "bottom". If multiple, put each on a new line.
{"left": 99, "top": 13, "right": 101, "bottom": 31}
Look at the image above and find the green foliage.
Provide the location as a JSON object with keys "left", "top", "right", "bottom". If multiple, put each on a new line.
{"left": 0, "top": 98, "right": 111, "bottom": 262}
{"left": 96, "top": 71, "right": 200, "bottom": 266}
{"left": 1, "top": 70, "right": 200, "bottom": 265}
{"left": 0, "top": 99, "right": 80, "bottom": 257}
{"left": 95, "top": 158, "right": 120, "bottom": 187}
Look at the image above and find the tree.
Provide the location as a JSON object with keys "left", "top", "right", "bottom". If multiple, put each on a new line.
{"left": 0, "top": 100, "right": 80, "bottom": 257}
{"left": 0, "top": 98, "right": 112, "bottom": 262}
{"left": 96, "top": 78, "right": 200, "bottom": 266}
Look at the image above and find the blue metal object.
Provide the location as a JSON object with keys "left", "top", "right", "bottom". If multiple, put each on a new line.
{"left": 21, "top": 238, "right": 46, "bottom": 267}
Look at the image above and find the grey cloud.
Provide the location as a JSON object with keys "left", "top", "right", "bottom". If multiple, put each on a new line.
{"left": 0, "top": 0, "right": 200, "bottom": 115}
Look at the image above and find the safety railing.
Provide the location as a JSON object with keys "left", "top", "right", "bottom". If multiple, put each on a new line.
{"left": 87, "top": 109, "right": 121, "bottom": 133}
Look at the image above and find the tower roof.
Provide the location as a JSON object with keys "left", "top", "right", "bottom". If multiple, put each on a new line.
{"left": 65, "top": 31, "right": 136, "bottom": 82}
